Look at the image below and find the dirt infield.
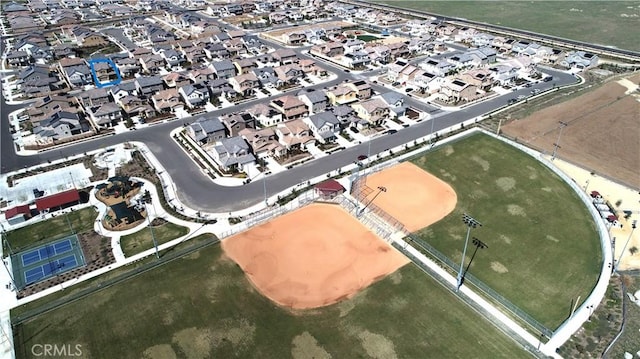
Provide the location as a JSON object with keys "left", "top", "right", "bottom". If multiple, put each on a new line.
{"left": 363, "top": 162, "right": 457, "bottom": 232}
{"left": 502, "top": 75, "right": 640, "bottom": 188}
{"left": 221, "top": 203, "right": 409, "bottom": 309}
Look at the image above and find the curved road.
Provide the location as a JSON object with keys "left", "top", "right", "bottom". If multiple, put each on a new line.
{"left": 0, "top": 35, "right": 578, "bottom": 212}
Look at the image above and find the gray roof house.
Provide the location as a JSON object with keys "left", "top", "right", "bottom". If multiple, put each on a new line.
{"left": 187, "top": 116, "right": 226, "bottom": 144}
{"left": 64, "top": 65, "right": 92, "bottom": 87}
{"left": 178, "top": 83, "right": 210, "bottom": 108}
{"left": 135, "top": 76, "right": 165, "bottom": 96}
{"left": 211, "top": 60, "right": 236, "bottom": 79}
{"left": 379, "top": 92, "right": 407, "bottom": 117}
{"left": 33, "top": 111, "right": 84, "bottom": 141}
{"left": 297, "top": 89, "right": 329, "bottom": 115}
{"left": 305, "top": 112, "right": 340, "bottom": 142}
{"left": 210, "top": 136, "right": 256, "bottom": 172}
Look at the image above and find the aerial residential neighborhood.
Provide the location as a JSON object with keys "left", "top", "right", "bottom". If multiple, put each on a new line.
{"left": 0, "top": 0, "right": 638, "bottom": 358}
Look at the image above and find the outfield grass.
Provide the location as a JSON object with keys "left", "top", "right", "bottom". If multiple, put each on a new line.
{"left": 13, "top": 243, "right": 530, "bottom": 358}
{"left": 120, "top": 222, "right": 190, "bottom": 257}
{"left": 410, "top": 133, "right": 601, "bottom": 330}
{"left": 3, "top": 207, "right": 98, "bottom": 254}
{"left": 374, "top": 1, "right": 640, "bottom": 52}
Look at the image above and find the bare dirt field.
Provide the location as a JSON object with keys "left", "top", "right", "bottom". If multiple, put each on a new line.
{"left": 502, "top": 75, "right": 640, "bottom": 189}
{"left": 263, "top": 21, "right": 356, "bottom": 38}
{"left": 221, "top": 203, "right": 409, "bottom": 309}
{"left": 362, "top": 162, "right": 457, "bottom": 232}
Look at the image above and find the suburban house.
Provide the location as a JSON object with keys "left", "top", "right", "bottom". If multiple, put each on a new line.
{"left": 305, "top": 112, "right": 340, "bottom": 143}
{"left": 135, "top": 76, "right": 165, "bottom": 97}
{"left": 203, "top": 43, "right": 230, "bottom": 59}
{"left": 270, "top": 95, "right": 309, "bottom": 120}
{"left": 139, "top": 54, "right": 165, "bottom": 74}
{"left": 163, "top": 72, "right": 191, "bottom": 88}
{"left": 272, "top": 48, "right": 297, "bottom": 64}
{"left": 64, "top": 65, "right": 92, "bottom": 88}
{"left": 297, "top": 89, "right": 329, "bottom": 114}
{"left": 86, "top": 102, "right": 123, "bottom": 128}
{"left": 351, "top": 98, "right": 390, "bottom": 126}
{"left": 248, "top": 103, "right": 284, "bottom": 127}
{"left": 211, "top": 60, "right": 236, "bottom": 79}
{"left": 27, "top": 95, "right": 75, "bottom": 120}
{"left": 410, "top": 71, "right": 444, "bottom": 94}
{"left": 33, "top": 110, "right": 85, "bottom": 141}
{"left": 117, "top": 96, "right": 155, "bottom": 120}
{"left": 6, "top": 51, "right": 31, "bottom": 67}
{"left": 560, "top": 51, "right": 598, "bottom": 70}
{"left": 189, "top": 67, "right": 217, "bottom": 82}
{"left": 210, "top": 136, "right": 256, "bottom": 173}
{"left": 488, "top": 64, "right": 519, "bottom": 85}
{"left": 343, "top": 39, "right": 365, "bottom": 54}
{"left": 179, "top": 83, "right": 210, "bottom": 108}
{"left": 343, "top": 50, "right": 371, "bottom": 69}
{"left": 419, "top": 58, "right": 455, "bottom": 76}
{"left": 109, "top": 81, "right": 137, "bottom": 102}
{"left": 239, "top": 127, "right": 285, "bottom": 159}
{"left": 233, "top": 58, "right": 258, "bottom": 75}
{"left": 310, "top": 42, "right": 344, "bottom": 57}
{"left": 220, "top": 111, "right": 257, "bottom": 136}
{"left": 115, "top": 57, "right": 141, "bottom": 78}
{"left": 276, "top": 119, "right": 316, "bottom": 151}
{"left": 252, "top": 67, "right": 281, "bottom": 88}
{"left": 326, "top": 84, "right": 358, "bottom": 105}
{"left": 187, "top": 116, "right": 226, "bottom": 144}
{"left": 283, "top": 31, "right": 306, "bottom": 45}
{"left": 228, "top": 73, "right": 260, "bottom": 96}
{"left": 378, "top": 92, "right": 407, "bottom": 118}
{"left": 151, "top": 88, "right": 184, "bottom": 113}
{"left": 160, "top": 49, "right": 185, "bottom": 68}
{"left": 297, "top": 59, "right": 326, "bottom": 77}
{"left": 461, "top": 69, "right": 495, "bottom": 91}
{"left": 80, "top": 88, "right": 110, "bottom": 107}
{"left": 440, "top": 79, "right": 480, "bottom": 103}
{"left": 366, "top": 45, "right": 391, "bottom": 64}
{"left": 274, "top": 64, "right": 304, "bottom": 85}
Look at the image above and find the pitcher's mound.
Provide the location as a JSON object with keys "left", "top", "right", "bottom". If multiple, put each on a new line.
{"left": 222, "top": 203, "right": 409, "bottom": 309}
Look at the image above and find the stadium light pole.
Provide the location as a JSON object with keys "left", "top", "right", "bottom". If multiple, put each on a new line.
{"left": 429, "top": 116, "right": 436, "bottom": 146}
{"left": 359, "top": 186, "right": 387, "bottom": 217}
{"left": 263, "top": 173, "right": 268, "bottom": 206}
{"left": 145, "top": 202, "right": 160, "bottom": 260}
{"left": 614, "top": 220, "right": 637, "bottom": 273}
{"left": 0, "top": 223, "right": 14, "bottom": 255}
{"left": 456, "top": 213, "right": 482, "bottom": 291}
{"left": 551, "top": 121, "right": 568, "bottom": 160}
{"left": 1, "top": 257, "right": 16, "bottom": 290}
{"left": 460, "top": 237, "right": 488, "bottom": 286}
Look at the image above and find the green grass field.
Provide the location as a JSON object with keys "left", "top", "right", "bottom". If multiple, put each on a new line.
{"left": 120, "top": 222, "right": 190, "bottom": 257}
{"left": 373, "top": 1, "right": 640, "bottom": 52}
{"left": 3, "top": 207, "right": 98, "bottom": 254}
{"left": 13, "top": 243, "right": 530, "bottom": 358}
{"left": 409, "top": 133, "right": 601, "bottom": 330}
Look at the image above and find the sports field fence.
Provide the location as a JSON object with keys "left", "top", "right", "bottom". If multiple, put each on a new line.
{"left": 405, "top": 233, "right": 554, "bottom": 338}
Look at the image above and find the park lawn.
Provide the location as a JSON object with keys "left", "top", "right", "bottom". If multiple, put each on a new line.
{"left": 3, "top": 207, "right": 98, "bottom": 254}
{"left": 357, "top": 34, "right": 380, "bottom": 42}
{"left": 13, "top": 243, "right": 529, "bottom": 359}
{"left": 410, "top": 133, "right": 601, "bottom": 330}
{"left": 374, "top": 1, "right": 640, "bottom": 52}
{"left": 120, "top": 222, "right": 190, "bottom": 257}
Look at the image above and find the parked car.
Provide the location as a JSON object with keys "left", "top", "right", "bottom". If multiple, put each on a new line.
{"left": 387, "top": 129, "right": 398, "bottom": 134}
{"left": 531, "top": 89, "right": 541, "bottom": 95}
{"left": 392, "top": 82, "right": 400, "bottom": 87}
{"left": 543, "top": 76, "right": 553, "bottom": 82}
{"left": 357, "top": 155, "right": 367, "bottom": 161}
{"left": 405, "top": 88, "right": 414, "bottom": 93}
{"left": 350, "top": 126, "right": 359, "bottom": 133}
{"left": 507, "top": 98, "right": 517, "bottom": 105}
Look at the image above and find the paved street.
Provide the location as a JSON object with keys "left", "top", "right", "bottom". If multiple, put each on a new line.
{"left": 0, "top": 19, "right": 577, "bottom": 213}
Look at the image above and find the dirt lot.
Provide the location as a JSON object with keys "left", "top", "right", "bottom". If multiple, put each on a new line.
{"left": 502, "top": 74, "right": 640, "bottom": 189}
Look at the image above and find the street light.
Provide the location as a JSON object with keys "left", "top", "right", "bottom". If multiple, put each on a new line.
{"left": 614, "top": 220, "right": 637, "bottom": 272}
{"left": 459, "top": 237, "right": 488, "bottom": 287}
{"left": 358, "top": 186, "right": 387, "bottom": 217}
{"left": 551, "top": 121, "right": 568, "bottom": 160}
{"left": 145, "top": 202, "right": 160, "bottom": 259}
{"left": 457, "top": 213, "right": 482, "bottom": 291}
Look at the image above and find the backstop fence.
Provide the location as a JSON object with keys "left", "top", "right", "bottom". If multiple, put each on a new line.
{"left": 218, "top": 189, "right": 319, "bottom": 239}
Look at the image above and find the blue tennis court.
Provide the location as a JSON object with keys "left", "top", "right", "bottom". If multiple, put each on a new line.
{"left": 21, "top": 239, "right": 73, "bottom": 266}
{"left": 24, "top": 255, "right": 79, "bottom": 284}
{"left": 11, "top": 235, "right": 86, "bottom": 288}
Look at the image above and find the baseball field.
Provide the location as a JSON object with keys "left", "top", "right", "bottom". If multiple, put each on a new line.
{"left": 405, "top": 132, "right": 602, "bottom": 330}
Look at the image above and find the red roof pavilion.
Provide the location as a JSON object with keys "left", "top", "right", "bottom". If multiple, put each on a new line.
{"left": 35, "top": 189, "right": 80, "bottom": 212}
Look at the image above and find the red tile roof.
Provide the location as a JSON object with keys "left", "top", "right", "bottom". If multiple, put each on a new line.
{"left": 35, "top": 189, "right": 80, "bottom": 211}
{"left": 315, "top": 179, "right": 344, "bottom": 194}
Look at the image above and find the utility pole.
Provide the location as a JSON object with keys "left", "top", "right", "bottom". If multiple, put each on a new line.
{"left": 358, "top": 186, "right": 387, "bottom": 217}
{"left": 551, "top": 121, "right": 568, "bottom": 160}
{"left": 460, "top": 237, "right": 488, "bottom": 285}
{"left": 145, "top": 202, "right": 160, "bottom": 259}
{"left": 614, "top": 220, "right": 637, "bottom": 272}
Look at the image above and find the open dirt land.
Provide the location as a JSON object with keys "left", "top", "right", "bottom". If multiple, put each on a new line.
{"left": 221, "top": 203, "right": 409, "bottom": 309}
{"left": 502, "top": 75, "right": 640, "bottom": 189}
{"left": 363, "top": 162, "right": 457, "bottom": 232}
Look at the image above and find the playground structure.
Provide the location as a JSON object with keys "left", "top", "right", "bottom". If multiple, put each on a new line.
{"left": 95, "top": 176, "right": 145, "bottom": 231}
